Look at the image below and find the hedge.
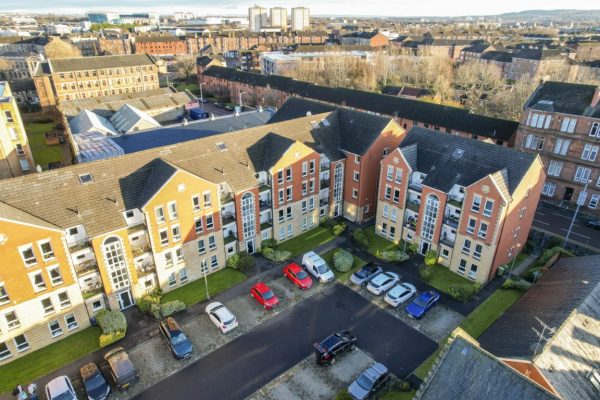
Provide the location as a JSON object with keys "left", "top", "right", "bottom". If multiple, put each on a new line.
{"left": 447, "top": 283, "right": 480, "bottom": 302}
{"left": 137, "top": 291, "right": 186, "bottom": 319}
{"left": 96, "top": 309, "right": 127, "bottom": 347}
{"left": 376, "top": 250, "right": 409, "bottom": 262}
{"left": 226, "top": 253, "right": 240, "bottom": 269}
{"left": 237, "top": 252, "right": 255, "bottom": 275}
{"left": 503, "top": 278, "right": 533, "bottom": 291}
{"left": 332, "top": 223, "right": 347, "bottom": 236}
{"left": 160, "top": 300, "right": 186, "bottom": 317}
{"left": 333, "top": 249, "right": 354, "bottom": 272}
{"left": 424, "top": 250, "right": 438, "bottom": 266}
{"left": 99, "top": 331, "right": 126, "bottom": 348}
{"left": 261, "top": 247, "right": 292, "bottom": 262}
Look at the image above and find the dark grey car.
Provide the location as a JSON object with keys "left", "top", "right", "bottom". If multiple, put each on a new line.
{"left": 349, "top": 263, "right": 383, "bottom": 287}
{"left": 348, "top": 362, "right": 390, "bottom": 400}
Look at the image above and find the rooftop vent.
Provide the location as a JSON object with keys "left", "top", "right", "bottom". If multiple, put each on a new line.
{"left": 310, "top": 121, "right": 320, "bottom": 129}
{"left": 306, "top": 111, "right": 312, "bottom": 116}
{"left": 78, "top": 173, "right": 93, "bottom": 184}
{"left": 216, "top": 142, "right": 227, "bottom": 152}
{"left": 451, "top": 149, "right": 465, "bottom": 160}
{"left": 321, "top": 118, "right": 330, "bottom": 127}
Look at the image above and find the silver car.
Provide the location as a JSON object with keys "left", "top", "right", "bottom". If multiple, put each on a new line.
{"left": 366, "top": 272, "right": 400, "bottom": 295}
{"left": 348, "top": 362, "right": 390, "bottom": 400}
{"left": 206, "top": 301, "right": 238, "bottom": 333}
{"left": 349, "top": 263, "right": 383, "bottom": 287}
{"left": 45, "top": 375, "right": 77, "bottom": 400}
{"left": 384, "top": 283, "right": 417, "bottom": 307}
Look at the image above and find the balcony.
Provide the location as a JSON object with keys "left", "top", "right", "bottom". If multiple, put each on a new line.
{"left": 440, "top": 234, "right": 456, "bottom": 247}
{"left": 320, "top": 179, "right": 330, "bottom": 189}
{"left": 136, "top": 263, "right": 156, "bottom": 278}
{"left": 408, "top": 182, "right": 423, "bottom": 192}
{"left": 82, "top": 285, "right": 103, "bottom": 299}
{"left": 259, "top": 184, "right": 270, "bottom": 193}
{"left": 224, "top": 232, "right": 238, "bottom": 244}
{"left": 127, "top": 223, "right": 147, "bottom": 235}
{"left": 406, "top": 200, "right": 421, "bottom": 212}
{"left": 447, "top": 197, "right": 464, "bottom": 208}
{"left": 68, "top": 239, "right": 91, "bottom": 252}
{"left": 132, "top": 245, "right": 151, "bottom": 258}
{"left": 260, "top": 221, "right": 272, "bottom": 231}
{"left": 404, "top": 214, "right": 418, "bottom": 231}
{"left": 259, "top": 199, "right": 272, "bottom": 211}
{"left": 220, "top": 192, "right": 234, "bottom": 205}
{"left": 221, "top": 212, "right": 236, "bottom": 226}
{"left": 320, "top": 198, "right": 329, "bottom": 207}
{"left": 320, "top": 161, "right": 330, "bottom": 171}
{"left": 443, "top": 215, "right": 459, "bottom": 229}
{"left": 75, "top": 259, "right": 98, "bottom": 276}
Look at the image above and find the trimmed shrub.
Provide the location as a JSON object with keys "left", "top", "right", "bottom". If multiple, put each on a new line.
{"left": 99, "top": 331, "right": 125, "bottom": 348}
{"left": 96, "top": 309, "right": 126, "bottom": 334}
{"left": 406, "top": 242, "right": 419, "bottom": 255}
{"left": 261, "top": 238, "right": 278, "bottom": 250}
{"left": 237, "top": 252, "right": 255, "bottom": 275}
{"left": 376, "top": 250, "right": 409, "bottom": 262}
{"left": 334, "top": 390, "right": 352, "bottom": 400}
{"left": 503, "top": 278, "right": 533, "bottom": 291}
{"left": 333, "top": 249, "right": 354, "bottom": 272}
{"left": 261, "top": 247, "right": 292, "bottom": 262}
{"left": 424, "top": 250, "right": 438, "bottom": 266}
{"left": 448, "top": 283, "right": 479, "bottom": 302}
{"left": 161, "top": 300, "right": 186, "bottom": 317}
{"left": 419, "top": 266, "right": 433, "bottom": 282}
{"left": 150, "top": 303, "right": 162, "bottom": 320}
{"left": 137, "top": 290, "right": 162, "bottom": 316}
{"left": 332, "top": 223, "right": 347, "bottom": 236}
{"left": 352, "top": 228, "right": 369, "bottom": 249}
{"left": 226, "top": 253, "right": 240, "bottom": 269}
{"left": 537, "top": 246, "right": 572, "bottom": 267}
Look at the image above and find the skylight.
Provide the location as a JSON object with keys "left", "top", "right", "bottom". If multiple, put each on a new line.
{"left": 216, "top": 142, "right": 227, "bottom": 152}
{"left": 451, "top": 149, "right": 465, "bottom": 160}
{"left": 78, "top": 173, "right": 93, "bottom": 184}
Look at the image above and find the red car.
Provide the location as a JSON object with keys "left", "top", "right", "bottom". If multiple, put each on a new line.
{"left": 283, "top": 263, "right": 313, "bottom": 290}
{"left": 250, "top": 282, "right": 279, "bottom": 310}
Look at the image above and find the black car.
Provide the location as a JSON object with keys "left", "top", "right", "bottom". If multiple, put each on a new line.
{"left": 586, "top": 220, "right": 600, "bottom": 230}
{"left": 314, "top": 330, "right": 357, "bottom": 365}
{"left": 159, "top": 317, "right": 193, "bottom": 359}
{"left": 80, "top": 363, "right": 110, "bottom": 400}
{"left": 104, "top": 347, "right": 139, "bottom": 391}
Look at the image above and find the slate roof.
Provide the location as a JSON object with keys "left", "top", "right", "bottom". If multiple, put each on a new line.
{"left": 461, "top": 43, "right": 493, "bottom": 53}
{"left": 0, "top": 201, "right": 59, "bottom": 231}
{"left": 479, "top": 254, "right": 600, "bottom": 359}
{"left": 267, "top": 97, "right": 335, "bottom": 123}
{"left": 0, "top": 107, "right": 390, "bottom": 237}
{"left": 399, "top": 127, "right": 537, "bottom": 194}
{"left": 416, "top": 336, "right": 559, "bottom": 400}
{"left": 342, "top": 31, "right": 381, "bottom": 39}
{"left": 202, "top": 66, "right": 519, "bottom": 141}
{"left": 49, "top": 54, "right": 156, "bottom": 73}
{"left": 526, "top": 81, "right": 599, "bottom": 117}
{"left": 135, "top": 35, "right": 184, "bottom": 43}
{"left": 513, "top": 48, "right": 565, "bottom": 61}
{"left": 480, "top": 50, "right": 514, "bottom": 63}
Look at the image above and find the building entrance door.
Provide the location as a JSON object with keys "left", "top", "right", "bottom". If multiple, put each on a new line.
{"left": 563, "top": 187, "right": 574, "bottom": 202}
{"left": 118, "top": 289, "right": 134, "bottom": 310}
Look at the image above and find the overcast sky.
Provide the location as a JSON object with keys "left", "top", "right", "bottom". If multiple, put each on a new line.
{"left": 2, "top": 0, "right": 598, "bottom": 17}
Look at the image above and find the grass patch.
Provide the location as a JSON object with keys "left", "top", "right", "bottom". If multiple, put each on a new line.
{"left": 426, "top": 264, "right": 473, "bottom": 294}
{"left": 277, "top": 226, "right": 335, "bottom": 257}
{"left": 0, "top": 326, "right": 101, "bottom": 394}
{"left": 414, "top": 288, "right": 522, "bottom": 379}
{"left": 364, "top": 226, "right": 397, "bottom": 256}
{"left": 322, "top": 249, "right": 368, "bottom": 283}
{"left": 25, "top": 121, "right": 63, "bottom": 168}
{"left": 382, "top": 389, "right": 416, "bottom": 400}
{"left": 161, "top": 268, "right": 246, "bottom": 306}
{"left": 173, "top": 82, "right": 200, "bottom": 95}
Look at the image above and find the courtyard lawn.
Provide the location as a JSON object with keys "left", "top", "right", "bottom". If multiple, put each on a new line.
{"left": 322, "top": 249, "right": 368, "bottom": 283}
{"left": 426, "top": 264, "right": 473, "bottom": 294}
{"left": 364, "top": 226, "right": 397, "bottom": 256}
{"left": 173, "top": 82, "right": 200, "bottom": 95}
{"left": 0, "top": 326, "right": 101, "bottom": 394}
{"left": 277, "top": 226, "right": 335, "bottom": 257}
{"left": 382, "top": 389, "right": 417, "bottom": 400}
{"left": 25, "top": 121, "right": 63, "bottom": 168}
{"left": 414, "top": 288, "right": 523, "bottom": 380}
{"left": 161, "top": 268, "right": 246, "bottom": 306}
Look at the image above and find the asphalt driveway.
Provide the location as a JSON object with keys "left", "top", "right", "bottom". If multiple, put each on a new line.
{"left": 134, "top": 284, "right": 437, "bottom": 400}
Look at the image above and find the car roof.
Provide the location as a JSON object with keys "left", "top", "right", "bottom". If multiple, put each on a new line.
{"left": 162, "top": 317, "right": 182, "bottom": 334}
{"left": 253, "top": 282, "right": 270, "bottom": 293}
{"left": 80, "top": 363, "right": 99, "bottom": 380}
{"left": 212, "top": 304, "right": 234, "bottom": 320}
{"left": 366, "top": 362, "right": 388, "bottom": 378}
{"left": 421, "top": 290, "right": 437, "bottom": 300}
{"left": 106, "top": 348, "right": 134, "bottom": 375}
{"left": 46, "top": 376, "right": 71, "bottom": 395}
{"left": 286, "top": 262, "right": 302, "bottom": 272}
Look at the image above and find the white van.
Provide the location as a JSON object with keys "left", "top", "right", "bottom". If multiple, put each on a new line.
{"left": 302, "top": 251, "right": 335, "bottom": 283}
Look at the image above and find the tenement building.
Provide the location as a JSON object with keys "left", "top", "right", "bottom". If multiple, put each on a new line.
{"left": 376, "top": 127, "right": 545, "bottom": 284}
{"left": 516, "top": 81, "right": 600, "bottom": 215}
{"left": 33, "top": 54, "right": 160, "bottom": 108}
{"left": 0, "top": 82, "right": 35, "bottom": 179}
{"left": 0, "top": 103, "right": 404, "bottom": 364}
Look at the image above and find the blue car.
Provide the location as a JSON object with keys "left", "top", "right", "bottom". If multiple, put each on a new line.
{"left": 405, "top": 290, "right": 440, "bottom": 319}
{"left": 159, "top": 317, "right": 193, "bottom": 359}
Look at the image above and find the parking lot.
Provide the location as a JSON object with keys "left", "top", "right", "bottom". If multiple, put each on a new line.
{"left": 133, "top": 284, "right": 437, "bottom": 400}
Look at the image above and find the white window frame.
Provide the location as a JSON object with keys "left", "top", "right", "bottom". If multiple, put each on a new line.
{"left": 590, "top": 122, "right": 600, "bottom": 137}
{"left": 467, "top": 218, "right": 476, "bottom": 234}
{"left": 65, "top": 314, "right": 78, "bottom": 330}
{"left": 37, "top": 240, "right": 55, "bottom": 261}
{"left": 0, "top": 284, "right": 9, "bottom": 305}
{"left": 582, "top": 144, "right": 599, "bottom": 161}
{"left": 159, "top": 229, "right": 169, "bottom": 247}
{"left": 19, "top": 244, "right": 37, "bottom": 267}
{"left": 203, "top": 191, "right": 212, "bottom": 208}
{"left": 352, "top": 188, "right": 358, "bottom": 199}
{"left": 47, "top": 265, "right": 63, "bottom": 286}
{"left": 547, "top": 160, "right": 563, "bottom": 177}
{"left": 478, "top": 222, "right": 488, "bottom": 239}
{"left": 192, "top": 194, "right": 201, "bottom": 212}
{"left": 167, "top": 201, "right": 178, "bottom": 220}
{"left": 29, "top": 271, "right": 47, "bottom": 292}
{"left": 13, "top": 334, "right": 29, "bottom": 352}
{"left": 353, "top": 171, "right": 359, "bottom": 182}
{"left": 560, "top": 117, "right": 577, "bottom": 133}
{"left": 49, "top": 320, "right": 63, "bottom": 337}
{"left": 206, "top": 215, "right": 214, "bottom": 229}
{"left": 0, "top": 341, "right": 11, "bottom": 360}
{"left": 542, "top": 182, "right": 556, "bottom": 197}
{"left": 473, "top": 244, "right": 482, "bottom": 260}
{"left": 483, "top": 199, "right": 494, "bottom": 217}
{"left": 589, "top": 194, "right": 600, "bottom": 210}
{"left": 5, "top": 311, "right": 20, "bottom": 330}
{"left": 471, "top": 195, "right": 482, "bottom": 213}
{"left": 395, "top": 168, "right": 403, "bottom": 184}
{"left": 41, "top": 297, "right": 55, "bottom": 315}
{"left": 58, "top": 291, "right": 71, "bottom": 308}
{"left": 386, "top": 165, "right": 394, "bottom": 181}
{"left": 208, "top": 235, "right": 216, "bottom": 250}
{"left": 198, "top": 239, "right": 206, "bottom": 254}
{"left": 553, "top": 138, "right": 571, "bottom": 155}
{"left": 155, "top": 206, "right": 165, "bottom": 224}
{"left": 302, "top": 161, "right": 308, "bottom": 177}
{"left": 382, "top": 204, "right": 389, "bottom": 218}
{"left": 171, "top": 225, "right": 181, "bottom": 242}
{"left": 574, "top": 166, "right": 592, "bottom": 183}
{"left": 195, "top": 218, "right": 203, "bottom": 234}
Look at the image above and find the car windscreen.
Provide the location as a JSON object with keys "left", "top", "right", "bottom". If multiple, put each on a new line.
{"left": 117, "top": 369, "right": 138, "bottom": 385}
{"left": 296, "top": 270, "right": 308, "bottom": 279}
{"left": 53, "top": 390, "right": 76, "bottom": 400}
{"left": 223, "top": 315, "right": 236, "bottom": 325}
{"left": 355, "top": 268, "right": 368, "bottom": 279}
{"left": 414, "top": 297, "right": 429, "bottom": 308}
{"left": 263, "top": 290, "right": 275, "bottom": 300}
{"left": 316, "top": 263, "right": 328, "bottom": 274}
{"left": 356, "top": 373, "right": 375, "bottom": 391}
{"left": 171, "top": 332, "right": 188, "bottom": 346}
{"left": 84, "top": 372, "right": 105, "bottom": 391}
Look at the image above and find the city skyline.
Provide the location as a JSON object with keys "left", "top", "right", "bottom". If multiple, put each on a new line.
{"left": 2, "top": 1, "right": 598, "bottom": 17}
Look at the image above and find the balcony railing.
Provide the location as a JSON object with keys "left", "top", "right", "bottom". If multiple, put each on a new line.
{"left": 320, "top": 179, "right": 330, "bottom": 189}
{"left": 260, "top": 221, "right": 272, "bottom": 231}
{"left": 68, "top": 239, "right": 91, "bottom": 252}
{"left": 447, "top": 197, "right": 464, "bottom": 208}
{"left": 443, "top": 216, "right": 459, "bottom": 229}
{"left": 320, "top": 198, "right": 329, "bottom": 207}
{"left": 127, "top": 223, "right": 147, "bottom": 235}
{"left": 440, "top": 235, "right": 456, "bottom": 247}
{"left": 220, "top": 193, "right": 234, "bottom": 205}
{"left": 408, "top": 182, "right": 423, "bottom": 192}
{"left": 406, "top": 201, "right": 420, "bottom": 212}
{"left": 75, "top": 259, "right": 98, "bottom": 276}
{"left": 136, "top": 263, "right": 156, "bottom": 278}
{"left": 259, "top": 199, "right": 272, "bottom": 211}
{"left": 221, "top": 212, "right": 236, "bottom": 225}
{"left": 82, "top": 286, "right": 103, "bottom": 299}
{"left": 259, "top": 184, "right": 270, "bottom": 193}
{"left": 131, "top": 245, "right": 151, "bottom": 258}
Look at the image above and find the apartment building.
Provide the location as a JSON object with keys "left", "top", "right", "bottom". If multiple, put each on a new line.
{"left": 516, "top": 81, "right": 600, "bottom": 215}
{"left": 291, "top": 7, "right": 310, "bottom": 32}
{"left": 200, "top": 66, "right": 519, "bottom": 146}
{"left": 0, "top": 103, "right": 403, "bottom": 364}
{"left": 185, "top": 31, "right": 328, "bottom": 54}
{"left": 340, "top": 31, "right": 389, "bottom": 48}
{"left": 0, "top": 81, "right": 35, "bottom": 179}
{"left": 375, "top": 127, "right": 544, "bottom": 284}
{"left": 133, "top": 35, "right": 188, "bottom": 59}
{"left": 0, "top": 53, "right": 43, "bottom": 81}
{"left": 33, "top": 54, "right": 160, "bottom": 108}
{"left": 270, "top": 7, "right": 287, "bottom": 30}
{"left": 98, "top": 36, "right": 132, "bottom": 55}
{"left": 249, "top": 6, "right": 268, "bottom": 32}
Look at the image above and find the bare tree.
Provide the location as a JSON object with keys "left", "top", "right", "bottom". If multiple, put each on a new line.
{"left": 174, "top": 55, "right": 197, "bottom": 83}
{"left": 487, "top": 78, "right": 537, "bottom": 121}
{"left": 454, "top": 61, "right": 503, "bottom": 113}
{"left": 45, "top": 38, "right": 82, "bottom": 59}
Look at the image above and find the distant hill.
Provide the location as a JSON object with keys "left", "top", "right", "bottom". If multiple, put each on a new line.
{"left": 496, "top": 9, "right": 600, "bottom": 22}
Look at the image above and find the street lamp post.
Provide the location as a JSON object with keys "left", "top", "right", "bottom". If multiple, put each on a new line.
{"left": 203, "top": 268, "right": 210, "bottom": 301}
{"left": 198, "top": 82, "right": 204, "bottom": 104}
{"left": 239, "top": 91, "right": 247, "bottom": 109}
{"left": 510, "top": 243, "right": 522, "bottom": 272}
{"left": 563, "top": 179, "right": 591, "bottom": 247}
